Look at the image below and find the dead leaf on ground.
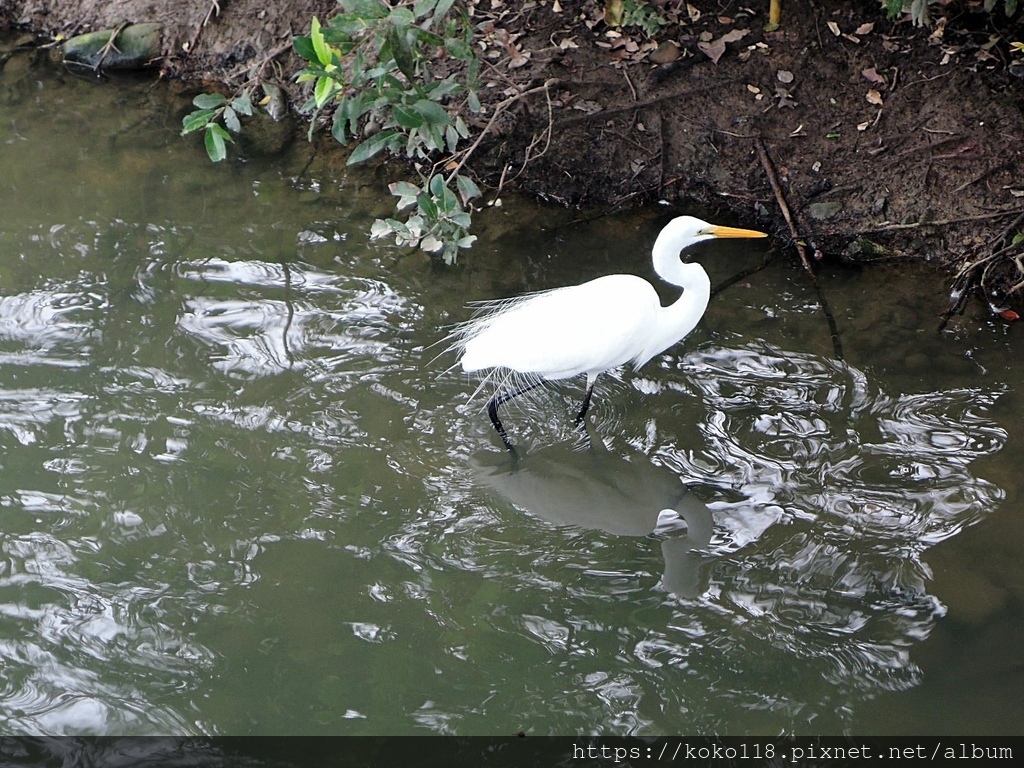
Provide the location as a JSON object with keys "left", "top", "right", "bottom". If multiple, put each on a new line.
{"left": 855, "top": 22, "right": 875, "bottom": 35}
{"left": 862, "top": 67, "right": 886, "bottom": 85}
{"left": 697, "top": 28, "right": 750, "bottom": 65}
{"left": 827, "top": 21, "right": 841, "bottom": 36}
{"left": 866, "top": 89, "right": 883, "bottom": 105}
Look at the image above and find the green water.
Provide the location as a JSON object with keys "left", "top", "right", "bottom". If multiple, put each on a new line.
{"left": 1, "top": 42, "right": 1021, "bottom": 736}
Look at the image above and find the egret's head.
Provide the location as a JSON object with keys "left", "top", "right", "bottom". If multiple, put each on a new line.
{"left": 663, "top": 216, "right": 768, "bottom": 253}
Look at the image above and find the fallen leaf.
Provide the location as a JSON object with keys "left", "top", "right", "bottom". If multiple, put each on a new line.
{"left": 862, "top": 67, "right": 886, "bottom": 84}
{"left": 697, "top": 28, "right": 749, "bottom": 64}
{"left": 775, "top": 86, "right": 798, "bottom": 108}
{"left": 855, "top": 22, "right": 875, "bottom": 35}
{"left": 720, "top": 29, "right": 750, "bottom": 45}
{"left": 866, "top": 89, "right": 883, "bottom": 105}
{"left": 843, "top": 34, "right": 861, "bottom": 44}
{"left": 999, "top": 309, "right": 1020, "bottom": 321}
{"left": 857, "top": 120, "right": 870, "bottom": 131}
{"left": 827, "top": 21, "right": 841, "bottom": 36}
{"left": 699, "top": 38, "right": 726, "bottom": 63}
{"left": 686, "top": 4, "right": 701, "bottom": 22}
{"left": 552, "top": 0, "right": 563, "bottom": 12}
{"left": 777, "top": 69, "right": 794, "bottom": 83}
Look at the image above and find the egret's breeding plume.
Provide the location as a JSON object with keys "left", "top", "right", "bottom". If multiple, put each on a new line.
{"left": 452, "top": 215, "right": 768, "bottom": 448}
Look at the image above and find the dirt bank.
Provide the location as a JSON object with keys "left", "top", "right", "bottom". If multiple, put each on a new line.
{"left": 4, "top": 1, "right": 1024, "bottom": 316}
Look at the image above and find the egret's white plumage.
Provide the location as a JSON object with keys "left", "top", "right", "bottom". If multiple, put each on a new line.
{"left": 451, "top": 215, "right": 767, "bottom": 447}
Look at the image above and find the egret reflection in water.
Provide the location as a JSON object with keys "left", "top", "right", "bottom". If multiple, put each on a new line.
{"left": 471, "top": 441, "right": 716, "bottom": 599}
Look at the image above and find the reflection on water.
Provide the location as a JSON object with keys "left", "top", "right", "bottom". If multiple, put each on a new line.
{"left": 1, "top": 37, "right": 1020, "bottom": 736}
{"left": 472, "top": 442, "right": 715, "bottom": 598}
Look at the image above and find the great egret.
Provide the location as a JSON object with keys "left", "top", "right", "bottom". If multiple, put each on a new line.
{"left": 452, "top": 215, "right": 768, "bottom": 447}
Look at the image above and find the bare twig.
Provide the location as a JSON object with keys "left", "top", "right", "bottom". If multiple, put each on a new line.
{"left": 185, "top": 0, "right": 222, "bottom": 58}
{"left": 755, "top": 136, "right": 843, "bottom": 360}
{"left": 445, "top": 79, "right": 558, "bottom": 186}
{"left": 848, "top": 207, "right": 1024, "bottom": 234}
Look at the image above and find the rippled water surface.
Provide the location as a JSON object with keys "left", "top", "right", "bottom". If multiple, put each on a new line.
{"left": 2, "top": 42, "right": 1022, "bottom": 736}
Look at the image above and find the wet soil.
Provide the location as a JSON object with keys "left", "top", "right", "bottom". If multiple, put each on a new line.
{"left": 4, "top": 1, "right": 1024, "bottom": 311}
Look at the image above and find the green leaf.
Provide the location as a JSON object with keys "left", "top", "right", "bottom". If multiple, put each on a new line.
{"left": 181, "top": 108, "right": 216, "bottom": 134}
{"left": 314, "top": 76, "right": 340, "bottom": 109}
{"left": 416, "top": 191, "right": 439, "bottom": 219}
{"left": 231, "top": 91, "right": 253, "bottom": 116}
{"left": 388, "top": 26, "right": 418, "bottom": 82}
{"left": 204, "top": 123, "right": 231, "bottom": 162}
{"left": 412, "top": 29, "right": 445, "bottom": 48}
{"left": 434, "top": 0, "right": 456, "bottom": 23}
{"left": 193, "top": 93, "right": 227, "bottom": 109}
{"left": 347, "top": 129, "right": 400, "bottom": 164}
{"left": 392, "top": 103, "right": 425, "bottom": 128}
{"left": 444, "top": 37, "right": 473, "bottom": 59}
{"left": 293, "top": 35, "right": 317, "bottom": 63}
{"left": 223, "top": 106, "right": 241, "bottom": 133}
{"left": 340, "top": 0, "right": 390, "bottom": 19}
{"left": 456, "top": 174, "right": 482, "bottom": 203}
{"left": 467, "top": 90, "right": 481, "bottom": 114}
{"left": 413, "top": 98, "right": 451, "bottom": 126}
{"left": 414, "top": 0, "right": 439, "bottom": 19}
{"left": 428, "top": 174, "right": 458, "bottom": 210}
{"left": 388, "top": 6, "right": 416, "bottom": 27}
{"left": 311, "top": 17, "right": 333, "bottom": 67}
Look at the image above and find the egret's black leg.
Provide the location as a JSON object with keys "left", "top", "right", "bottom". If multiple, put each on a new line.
{"left": 485, "top": 381, "right": 544, "bottom": 451}
{"left": 573, "top": 380, "right": 597, "bottom": 428}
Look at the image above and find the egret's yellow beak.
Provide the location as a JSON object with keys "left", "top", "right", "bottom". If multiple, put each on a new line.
{"left": 706, "top": 225, "right": 768, "bottom": 239}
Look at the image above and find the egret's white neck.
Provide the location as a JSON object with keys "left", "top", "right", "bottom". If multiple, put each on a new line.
{"left": 635, "top": 231, "right": 712, "bottom": 367}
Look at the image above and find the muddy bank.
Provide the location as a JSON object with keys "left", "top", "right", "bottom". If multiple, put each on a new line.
{"left": 4, "top": 1, "right": 1024, "bottom": 313}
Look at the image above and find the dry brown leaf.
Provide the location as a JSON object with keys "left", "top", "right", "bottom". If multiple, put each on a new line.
{"left": 827, "top": 21, "right": 840, "bottom": 36}
{"left": 686, "top": 4, "right": 701, "bottom": 22}
{"left": 698, "top": 27, "right": 749, "bottom": 63}
{"left": 855, "top": 22, "right": 875, "bottom": 35}
{"left": 861, "top": 67, "right": 886, "bottom": 84}
{"left": 720, "top": 29, "right": 750, "bottom": 45}
{"left": 866, "top": 89, "right": 883, "bottom": 105}
{"left": 698, "top": 37, "right": 726, "bottom": 64}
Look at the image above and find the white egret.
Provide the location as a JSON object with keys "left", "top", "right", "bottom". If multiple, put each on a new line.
{"left": 452, "top": 215, "right": 768, "bottom": 447}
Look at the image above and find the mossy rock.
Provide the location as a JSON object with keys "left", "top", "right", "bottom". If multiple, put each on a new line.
{"left": 62, "top": 24, "right": 161, "bottom": 72}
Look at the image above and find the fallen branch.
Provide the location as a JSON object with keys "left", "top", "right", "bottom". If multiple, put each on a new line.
{"left": 755, "top": 136, "right": 844, "bottom": 360}
{"left": 848, "top": 207, "right": 1024, "bottom": 235}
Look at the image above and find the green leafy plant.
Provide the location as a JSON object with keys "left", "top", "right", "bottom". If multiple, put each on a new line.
{"left": 622, "top": 0, "right": 668, "bottom": 37}
{"left": 292, "top": 0, "right": 483, "bottom": 263}
{"left": 883, "top": 0, "right": 1018, "bottom": 26}
{"left": 180, "top": 91, "right": 254, "bottom": 162}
